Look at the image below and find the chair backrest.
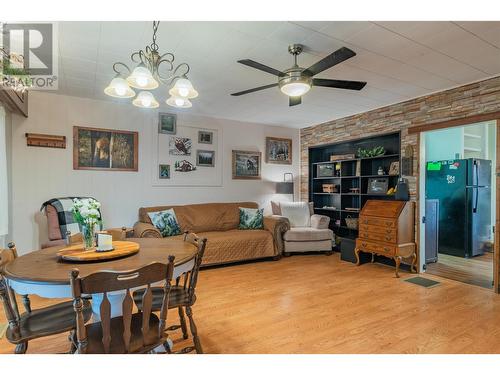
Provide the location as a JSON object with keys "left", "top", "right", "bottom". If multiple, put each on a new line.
{"left": 0, "top": 243, "right": 22, "bottom": 334}
{"left": 70, "top": 257, "right": 175, "bottom": 354}
{"left": 178, "top": 232, "right": 207, "bottom": 303}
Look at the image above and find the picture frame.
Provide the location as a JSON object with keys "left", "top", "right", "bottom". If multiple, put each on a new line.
{"left": 159, "top": 164, "right": 170, "bottom": 179}
{"left": 266, "top": 136, "right": 292, "bottom": 164}
{"left": 73, "top": 126, "right": 138, "bottom": 171}
{"left": 389, "top": 161, "right": 400, "bottom": 176}
{"left": 196, "top": 150, "right": 215, "bottom": 167}
{"left": 158, "top": 112, "right": 177, "bottom": 134}
{"left": 169, "top": 136, "right": 192, "bottom": 156}
{"left": 367, "top": 178, "right": 389, "bottom": 194}
{"left": 198, "top": 130, "right": 213, "bottom": 144}
{"left": 232, "top": 150, "right": 261, "bottom": 180}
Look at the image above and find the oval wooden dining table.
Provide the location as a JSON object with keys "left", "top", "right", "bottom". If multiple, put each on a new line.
{"left": 4, "top": 238, "right": 197, "bottom": 318}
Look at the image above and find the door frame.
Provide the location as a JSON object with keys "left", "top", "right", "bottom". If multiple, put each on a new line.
{"left": 408, "top": 111, "right": 500, "bottom": 293}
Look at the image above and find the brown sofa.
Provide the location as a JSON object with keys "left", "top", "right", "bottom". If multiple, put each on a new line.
{"left": 133, "top": 202, "right": 290, "bottom": 266}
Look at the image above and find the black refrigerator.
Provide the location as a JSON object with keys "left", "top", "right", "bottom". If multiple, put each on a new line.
{"left": 426, "top": 158, "right": 492, "bottom": 258}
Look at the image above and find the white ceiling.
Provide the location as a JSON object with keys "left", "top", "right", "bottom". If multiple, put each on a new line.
{"left": 54, "top": 21, "right": 500, "bottom": 128}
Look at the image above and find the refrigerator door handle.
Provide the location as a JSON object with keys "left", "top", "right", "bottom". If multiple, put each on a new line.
{"left": 473, "top": 187, "right": 479, "bottom": 213}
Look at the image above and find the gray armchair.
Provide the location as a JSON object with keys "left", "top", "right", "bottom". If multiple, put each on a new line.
{"left": 270, "top": 201, "right": 334, "bottom": 255}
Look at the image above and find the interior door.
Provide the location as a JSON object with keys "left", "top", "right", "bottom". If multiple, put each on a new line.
{"left": 495, "top": 121, "right": 500, "bottom": 293}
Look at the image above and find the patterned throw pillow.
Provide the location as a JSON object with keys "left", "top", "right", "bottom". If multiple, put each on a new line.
{"left": 147, "top": 209, "right": 181, "bottom": 237}
{"left": 238, "top": 207, "right": 264, "bottom": 230}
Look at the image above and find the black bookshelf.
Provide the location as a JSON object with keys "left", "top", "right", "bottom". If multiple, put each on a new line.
{"left": 308, "top": 132, "right": 401, "bottom": 240}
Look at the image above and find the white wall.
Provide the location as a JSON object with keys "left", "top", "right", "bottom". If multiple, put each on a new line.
{"left": 11, "top": 92, "right": 300, "bottom": 253}
{"left": 425, "top": 127, "right": 463, "bottom": 161}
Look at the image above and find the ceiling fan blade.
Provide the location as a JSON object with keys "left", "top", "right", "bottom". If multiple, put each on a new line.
{"left": 231, "top": 83, "right": 279, "bottom": 96}
{"left": 313, "top": 78, "right": 367, "bottom": 91}
{"left": 237, "top": 59, "right": 285, "bottom": 77}
{"left": 303, "top": 47, "right": 356, "bottom": 76}
{"left": 289, "top": 96, "right": 302, "bottom": 107}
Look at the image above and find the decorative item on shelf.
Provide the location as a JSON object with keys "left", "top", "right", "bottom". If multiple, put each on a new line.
{"left": 232, "top": 150, "right": 261, "bottom": 180}
{"left": 345, "top": 207, "right": 360, "bottom": 212}
{"left": 198, "top": 130, "right": 213, "bottom": 144}
{"left": 71, "top": 198, "right": 102, "bottom": 251}
{"left": 345, "top": 215, "right": 359, "bottom": 230}
{"left": 330, "top": 153, "right": 355, "bottom": 161}
{"left": 349, "top": 187, "right": 360, "bottom": 194}
{"left": 174, "top": 160, "right": 196, "bottom": 172}
{"left": 401, "top": 145, "right": 414, "bottom": 176}
{"left": 395, "top": 178, "right": 410, "bottom": 201}
{"left": 322, "top": 184, "right": 337, "bottom": 193}
{"left": 317, "top": 163, "right": 334, "bottom": 177}
{"left": 159, "top": 164, "right": 170, "bottom": 179}
{"left": 104, "top": 21, "right": 198, "bottom": 109}
{"left": 367, "top": 177, "right": 389, "bottom": 195}
{"left": 196, "top": 150, "right": 215, "bottom": 167}
{"left": 322, "top": 205, "right": 337, "bottom": 210}
{"left": 355, "top": 160, "right": 361, "bottom": 176}
{"left": 389, "top": 161, "right": 400, "bottom": 176}
{"left": 25, "top": 133, "right": 66, "bottom": 149}
{"left": 266, "top": 137, "right": 292, "bottom": 164}
{"left": 335, "top": 163, "right": 341, "bottom": 177}
{"left": 386, "top": 186, "right": 397, "bottom": 195}
{"left": 276, "top": 173, "right": 294, "bottom": 201}
{"left": 377, "top": 166, "right": 385, "bottom": 175}
{"left": 335, "top": 219, "right": 341, "bottom": 226}
{"left": 158, "top": 113, "right": 176, "bottom": 134}
{"left": 73, "top": 126, "right": 138, "bottom": 172}
{"left": 356, "top": 146, "right": 386, "bottom": 158}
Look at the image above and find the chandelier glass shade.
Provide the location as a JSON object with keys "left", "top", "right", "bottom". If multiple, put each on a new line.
{"left": 280, "top": 82, "right": 311, "bottom": 97}
{"left": 104, "top": 21, "right": 197, "bottom": 109}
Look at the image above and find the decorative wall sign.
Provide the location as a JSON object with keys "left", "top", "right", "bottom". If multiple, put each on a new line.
{"left": 26, "top": 133, "right": 66, "bottom": 149}
{"left": 198, "top": 130, "right": 213, "bottom": 144}
{"left": 266, "top": 137, "right": 292, "bottom": 164}
{"left": 158, "top": 112, "right": 176, "bottom": 134}
{"left": 169, "top": 136, "right": 192, "bottom": 155}
{"left": 159, "top": 164, "right": 170, "bottom": 179}
{"left": 197, "top": 150, "right": 215, "bottom": 167}
{"left": 73, "top": 126, "right": 138, "bottom": 171}
{"left": 174, "top": 160, "right": 196, "bottom": 172}
{"left": 232, "top": 150, "right": 261, "bottom": 180}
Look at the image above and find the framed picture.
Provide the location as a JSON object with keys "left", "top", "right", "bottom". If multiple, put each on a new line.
{"left": 198, "top": 130, "right": 213, "bottom": 144}
{"left": 159, "top": 164, "right": 170, "bottom": 179}
{"left": 389, "top": 161, "right": 400, "bottom": 176}
{"left": 169, "top": 136, "right": 192, "bottom": 155}
{"left": 197, "top": 150, "right": 215, "bottom": 167}
{"left": 367, "top": 178, "right": 389, "bottom": 194}
{"left": 73, "top": 126, "right": 138, "bottom": 171}
{"left": 158, "top": 113, "right": 176, "bottom": 134}
{"left": 232, "top": 150, "right": 261, "bottom": 180}
{"left": 266, "top": 137, "right": 292, "bottom": 164}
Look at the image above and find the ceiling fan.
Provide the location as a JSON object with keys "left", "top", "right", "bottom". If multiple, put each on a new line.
{"left": 231, "top": 44, "right": 367, "bottom": 106}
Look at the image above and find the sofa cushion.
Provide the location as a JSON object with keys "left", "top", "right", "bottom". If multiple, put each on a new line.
{"left": 271, "top": 201, "right": 314, "bottom": 216}
{"left": 199, "top": 229, "right": 275, "bottom": 265}
{"left": 238, "top": 207, "right": 264, "bottom": 229}
{"left": 280, "top": 202, "right": 311, "bottom": 228}
{"left": 284, "top": 227, "right": 333, "bottom": 242}
{"left": 147, "top": 209, "right": 181, "bottom": 237}
{"left": 139, "top": 202, "right": 258, "bottom": 232}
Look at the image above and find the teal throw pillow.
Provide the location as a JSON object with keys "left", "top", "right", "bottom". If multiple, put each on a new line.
{"left": 239, "top": 207, "right": 264, "bottom": 229}
{"left": 147, "top": 208, "right": 181, "bottom": 237}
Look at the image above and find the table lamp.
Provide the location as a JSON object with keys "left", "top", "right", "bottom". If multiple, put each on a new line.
{"left": 276, "top": 173, "right": 294, "bottom": 201}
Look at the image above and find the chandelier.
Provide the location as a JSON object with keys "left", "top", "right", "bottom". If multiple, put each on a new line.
{"left": 104, "top": 21, "right": 198, "bottom": 109}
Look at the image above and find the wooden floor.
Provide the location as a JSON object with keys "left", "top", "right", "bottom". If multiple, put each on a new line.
{"left": 2, "top": 253, "right": 500, "bottom": 354}
{"left": 426, "top": 252, "right": 494, "bottom": 289}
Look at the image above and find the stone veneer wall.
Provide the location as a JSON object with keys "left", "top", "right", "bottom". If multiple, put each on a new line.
{"left": 300, "top": 75, "right": 500, "bottom": 201}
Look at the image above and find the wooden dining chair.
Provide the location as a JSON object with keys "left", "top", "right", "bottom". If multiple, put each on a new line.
{"left": 133, "top": 232, "right": 207, "bottom": 354}
{"left": 0, "top": 242, "right": 92, "bottom": 354}
{"left": 69, "top": 257, "right": 175, "bottom": 354}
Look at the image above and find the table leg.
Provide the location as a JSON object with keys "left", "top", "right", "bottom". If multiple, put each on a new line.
{"left": 355, "top": 248, "right": 361, "bottom": 266}
{"left": 411, "top": 253, "right": 417, "bottom": 273}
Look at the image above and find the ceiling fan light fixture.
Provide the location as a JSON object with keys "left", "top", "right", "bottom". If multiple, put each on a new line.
{"left": 280, "top": 81, "right": 311, "bottom": 97}
{"left": 169, "top": 77, "right": 198, "bottom": 99}
{"left": 133, "top": 91, "right": 159, "bottom": 108}
{"left": 127, "top": 64, "right": 159, "bottom": 90}
{"left": 104, "top": 75, "right": 136, "bottom": 98}
{"left": 166, "top": 95, "right": 192, "bottom": 108}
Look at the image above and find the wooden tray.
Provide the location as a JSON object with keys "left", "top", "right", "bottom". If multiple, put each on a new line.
{"left": 57, "top": 241, "right": 140, "bottom": 262}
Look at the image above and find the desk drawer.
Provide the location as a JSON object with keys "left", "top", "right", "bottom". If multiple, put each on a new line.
{"left": 359, "top": 217, "right": 396, "bottom": 228}
{"left": 358, "top": 231, "right": 397, "bottom": 243}
{"left": 356, "top": 239, "right": 396, "bottom": 257}
{"left": 359, "top": 224, "right": 396, "bottom": 236}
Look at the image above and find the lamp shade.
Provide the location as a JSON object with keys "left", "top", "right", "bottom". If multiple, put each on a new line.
{"left": 169, "top": 77, "right": 198, "bottom": 99}
{"left": 104, "top": 76, "right": 135, "bottom": 98}
{"left": 127, "top": 64, "right": 159, "bottom": 90}
{"left": 132, "top": 91, "right": 159, "bottom": 108}
{"left": 276, "top": 181, "right": 294, "bottom": 195}
{"left": 166, "top": 95, "right": 192, "bottom": 108}
{"left": 280, "top": 82, "right": 311, "bottom": 97}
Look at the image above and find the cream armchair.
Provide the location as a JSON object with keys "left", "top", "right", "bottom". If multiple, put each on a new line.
{"left": 270, "top": 201, "right": 334, "bottom": 255}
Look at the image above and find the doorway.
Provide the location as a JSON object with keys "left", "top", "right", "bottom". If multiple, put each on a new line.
{"left": 419, "top": 121, "right": 497, "bottom": 289}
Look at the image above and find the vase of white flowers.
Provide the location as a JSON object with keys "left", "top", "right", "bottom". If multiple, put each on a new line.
{"left": 72, "top": 198, "right": 102, "bottom": 250}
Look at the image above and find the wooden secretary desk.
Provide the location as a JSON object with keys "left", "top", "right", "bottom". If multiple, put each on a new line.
{"left": 355, "top": 200, "right": 416, "bottom": 277}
